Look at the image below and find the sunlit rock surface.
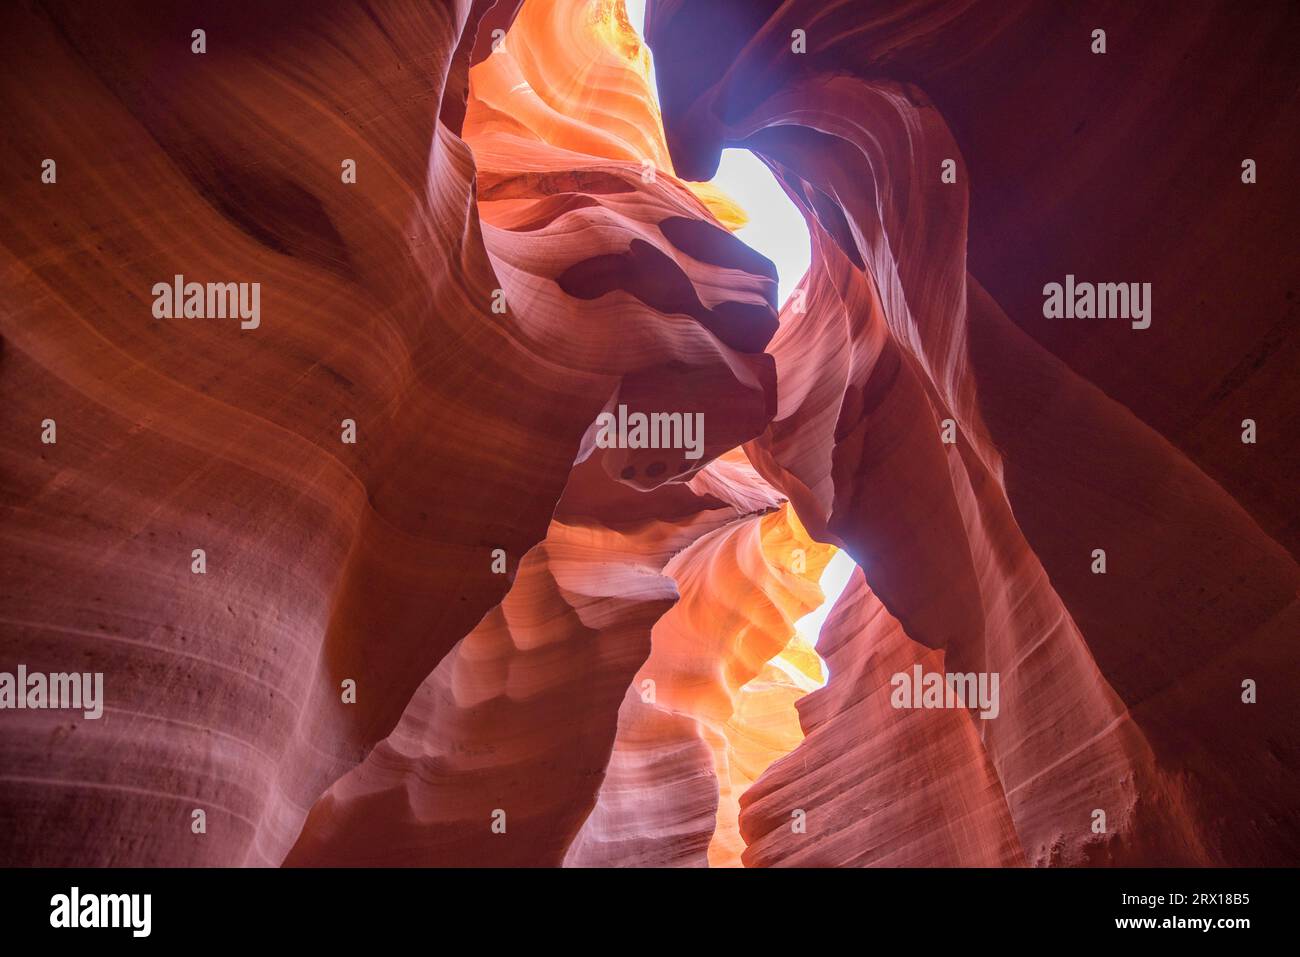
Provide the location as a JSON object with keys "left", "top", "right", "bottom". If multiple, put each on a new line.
{"left": 1, "top": 0, "right": 1296, "bottom": 867}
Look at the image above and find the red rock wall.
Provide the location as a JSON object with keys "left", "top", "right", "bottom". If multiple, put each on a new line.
{"left": 1, "top": 0, "right": 1296, "bottom": 867}
{"left": 651, "top": 0, "right": 1300, "bottom": 865}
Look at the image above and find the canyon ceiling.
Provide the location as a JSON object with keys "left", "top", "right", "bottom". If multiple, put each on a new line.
{"left": 0, "top": 0, "right": 1297, "bottom": 868}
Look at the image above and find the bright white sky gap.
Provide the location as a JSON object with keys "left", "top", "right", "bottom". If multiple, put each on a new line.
{"left": 713, "top": 149, "right": 811, "bottom": 307}
{"left": 793, "top": 551, "right": 856, "bottom": 649}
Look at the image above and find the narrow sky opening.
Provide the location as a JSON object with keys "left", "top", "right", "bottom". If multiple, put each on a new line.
{"left": 711, "top": 149, "right": 811, "bottom": 307}
{"left": 794, "top": 550, "right": 856, "bottom": 650}
{"left": 625, "top": 0, "right": 649, "bottom": 42}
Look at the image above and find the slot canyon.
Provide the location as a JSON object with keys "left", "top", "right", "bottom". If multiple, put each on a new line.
{"left": 1, "top": 0, "right": 1297, "bottom": 870}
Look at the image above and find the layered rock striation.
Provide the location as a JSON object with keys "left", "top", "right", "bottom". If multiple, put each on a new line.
{"left": 1, "top": 0, "right": 1296, "bottom": 867}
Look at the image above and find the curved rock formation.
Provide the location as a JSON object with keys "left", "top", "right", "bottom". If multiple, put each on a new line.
{"left": 0, "top": 0, "right": 773, "bottom": 866}
{"left": 1, "top": 0, "right": 1296, "bottom": 868}
{"left": 650, "top": 0, "right": 1300, "bottom": 865}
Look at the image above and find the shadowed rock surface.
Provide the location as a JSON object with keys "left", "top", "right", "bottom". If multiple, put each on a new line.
{"left": 1, "top": 0, "right": 1296, "bottom": 866}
